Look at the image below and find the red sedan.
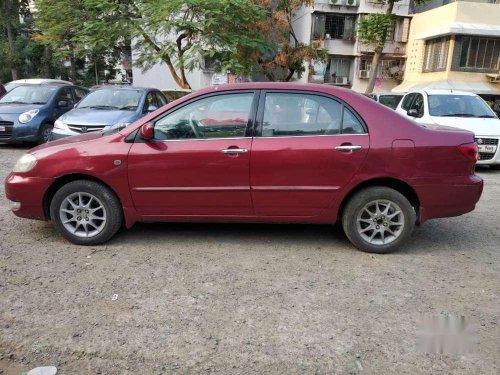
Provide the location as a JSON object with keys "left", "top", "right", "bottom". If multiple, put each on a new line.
{"left": 5, "top": 83, "right": 483, "bottom": 253}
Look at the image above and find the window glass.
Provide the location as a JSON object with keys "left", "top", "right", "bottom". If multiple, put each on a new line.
{"left": 342, "top": 107, "right": 365, "bottom": 134}
{"left": 73, "top": 88, "right": 88, "bottom": 102}
{"left": 401, "top": 93, "right": 416, "bottom": 110}
{"left": 155, "top": 92, "right": 168, "bottom": 107}
{"left": 409, "top": 94, "right": 424, "bottom": 116}
{"left": 79, "top": 89, "right": 142, "bottom": 110}
{"left": 428, "top": 95, "right": 496, "bottom": 118}
{"left": 262, "top": 93, "right": 342, "bottom": 136}
{"left": 423, "top": 37, "right": 450, "bottom": 72}
{"left": 378, "top": 94, "right": 403, "bottom": 110}
{"left": 57, "top": 88, "right": 74, "bottom": 106}
{"left": 0, "top": 85, "right": 57, "bottom": 104}
{"left": 154, "top": 93, "right": 253, "bottom": 140}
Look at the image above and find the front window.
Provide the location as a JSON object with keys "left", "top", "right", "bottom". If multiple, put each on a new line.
{"left": 423, "top": 37, "right": 450, "bottom": 72}
{"left": 428, "top": 95, "right": 497, "bottom": 118}
{"left": 262, "top": 93, "right": 365, "bottom": 137}
{"left": 0, "top": 86, "right": 57, "bottom": 105}
{"left": 378, "top": 94, "right": 403, "bottom": 110}
{"left": 154, "top": 93, "right": 253, "bottom": 140}
{"left": 78, "top": 89, "right": 143, "bottom": 110}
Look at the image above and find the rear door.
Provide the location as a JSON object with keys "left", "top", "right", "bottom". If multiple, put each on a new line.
{"left": 250, "top": 91, "right": 369, "bottom": 217}
{"left": 127, "top": 91, "right": 258, "bottom": 216}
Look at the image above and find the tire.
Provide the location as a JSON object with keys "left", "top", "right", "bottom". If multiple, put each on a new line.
{"left": 49, "top": 180, "right": 123, "bottom": 245}
{"left": 342, "top": 187, "right": 416, "bottom": 254}
{"left": 38, "top": 123, "right": 53, "bottom": 144}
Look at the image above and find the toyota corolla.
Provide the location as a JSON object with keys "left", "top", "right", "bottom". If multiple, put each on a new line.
{"left": 4, "top": 83, "right": 483, "bottom": 253}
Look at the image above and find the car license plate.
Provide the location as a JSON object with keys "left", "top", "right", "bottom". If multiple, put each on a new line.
{"left": 478, "top": 145, "right": 497, "bottom": 153}
{"left": 0, "top": 126, "right": 5, "bottom": 132}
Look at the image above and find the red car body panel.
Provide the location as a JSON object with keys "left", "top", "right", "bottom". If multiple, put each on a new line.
{"left": 5, "top": 83, "right": 483, "bottom": 230}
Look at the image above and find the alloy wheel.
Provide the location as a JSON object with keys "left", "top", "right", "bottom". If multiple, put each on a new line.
{"left": 59, "top": 192, "right": 107, "bottom": 238}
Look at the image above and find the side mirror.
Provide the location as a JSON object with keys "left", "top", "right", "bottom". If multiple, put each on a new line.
{"left": 140, "top": 122, "right": 154, "bottom": 140}
{"left": 147, "top": 105, "right": 158, "bottom": 113}
{"left": 407, "top": 108, "right": 419, "bottom": 118}
{"left": 58, "top": 100, "right": 69, "bottom": 108}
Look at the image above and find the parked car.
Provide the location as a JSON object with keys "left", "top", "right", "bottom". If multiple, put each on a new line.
{"left": 4, "top": 78, "right": 73, "bottom": 93}
{"left": 395, "top": 89, "right": 500, "bottom": 169}
{"left": 0, "top": 82, "right": 6, "bottom": 98}
{"left": 52, "top": 87, "right": 168, "bottom": 140}
{"left": 162, "top": 88, "right": 193, "bottom": 102}
{"left": 366, "top": 92, "right": 404, "bottom": 110}
{"left": 5, "top": 83, "right": 483, "bottom": 253}
{"left": 0, "top": 84, "right": 89, "bottom": 144}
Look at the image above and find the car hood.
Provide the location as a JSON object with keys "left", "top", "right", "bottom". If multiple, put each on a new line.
{"left": 430, "top": 117, "right": 500, "bottom": 137}
{"left": 30, "top": 132, "right": 104, "bottom": 154}
{"left": 61, "top": 108, "right": 136, "bottom": 126}
{"left": 0, "top": 103, "right": 44, "bottom": 115}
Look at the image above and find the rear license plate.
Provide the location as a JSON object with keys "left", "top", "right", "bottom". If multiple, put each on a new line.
{"left": 0, "top": 126, "right": 5, "bottom": 132}
{"left": 478, "top": 145, "right": 497, "bottom": 153}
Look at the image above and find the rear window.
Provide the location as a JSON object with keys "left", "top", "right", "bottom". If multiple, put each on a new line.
{"left": 379, "top": 94, "right": 403, "bottom": 110}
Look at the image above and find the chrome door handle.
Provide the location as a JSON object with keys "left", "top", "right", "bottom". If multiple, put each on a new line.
{"left": 221, "top": 148, "right": 248, "bottom": 154}
{"left": 335, "top": 145, "right": 362, "bottom": 151}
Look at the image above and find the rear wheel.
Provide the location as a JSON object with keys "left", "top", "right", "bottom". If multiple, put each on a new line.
{"left": 38, "top": 123, "right": 53, "bottom": 144}
{"left": 50, "top": 180, "right": 123, "bottom": 245}
{"left": 342, "top": 187, "right": 416, "bottom": 254}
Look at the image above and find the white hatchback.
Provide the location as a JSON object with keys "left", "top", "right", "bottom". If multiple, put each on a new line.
{"left": 395, "top": 89, "right": 500, "bottom": 168}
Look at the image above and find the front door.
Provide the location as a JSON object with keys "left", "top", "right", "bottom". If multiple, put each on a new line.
{"left": 250, "top": 91, "right": 369, "bottom": 217}
{"left": 127, "top": 91, "right": 257, "bottom": 216}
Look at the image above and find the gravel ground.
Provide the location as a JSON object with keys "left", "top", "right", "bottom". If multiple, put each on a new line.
{"left": 0, "top": 143, "right": 499, "bottom": 375}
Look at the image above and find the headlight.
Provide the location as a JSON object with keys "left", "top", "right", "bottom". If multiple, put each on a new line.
{"left": 54, "top": 119, "right": 69, "bottom": 130}
{"left": 114, "top": 122, "right": 131, "bottom": 128}
{"left": 13, "top": 153, "right": 37, "bottom": 173}
{"left": 18, "top": 109, "right": 39, "bottom": 124}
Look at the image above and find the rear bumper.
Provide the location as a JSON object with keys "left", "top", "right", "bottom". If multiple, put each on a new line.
{"left": 5, "top": 173, "right": 53, "bottom": 220}
{"left": 414, "top": 175, "right": 483, "bottom": 223}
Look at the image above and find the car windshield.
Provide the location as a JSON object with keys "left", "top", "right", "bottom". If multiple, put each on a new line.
{"left": 378, "top": 94, "right": 403, "bottom": 110}
{"left": 0, "top": 85, "right": 57, "bottom": 104}
{"left": 428, "top": 94, "right": 497, "bottom": 118}
{"left": 78, "top": 89, "right": 143, "bottom": 110}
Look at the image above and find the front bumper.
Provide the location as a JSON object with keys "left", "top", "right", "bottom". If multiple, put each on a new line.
{"left": 414, "top": 174, "right": 483, "bottom": 223}
{"left": 5, "top": 173, "right": 53, "bottom": 220}
{"left": 0, "top": 114, "right": 42, "bottom": 143}
{"left": 52, "top": 128, "right": 78, "bottom": 140}
{"left": 475, "top": 136, "right": 500, "bottom": 166}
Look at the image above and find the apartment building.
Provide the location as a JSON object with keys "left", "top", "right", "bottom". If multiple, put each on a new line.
{"left": 292, "top": 0, "right": 412, "bottom": 93}
{"left": 393, "top": 1, "right": 500, "bottom": 102}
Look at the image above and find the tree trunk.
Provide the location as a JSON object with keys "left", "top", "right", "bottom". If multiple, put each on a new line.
{"left": 365, "top": 48, "right": 382, "bottom": 94}
{"left": 4, "top": 0, "right": 18, "bottom": 80}
{"left": 43, "top": 45, "right": 51, "bottom": 77}
{"left": 364, "top": 1, "right": 395, "bottom": 94}
{"left": 69, "top": 48, "right": 77, "bottom": 83}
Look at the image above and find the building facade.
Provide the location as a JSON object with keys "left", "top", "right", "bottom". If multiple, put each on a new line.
{"left": 393, "top": 1, "right": 500, "bottom": 101}
{"left": 292, "top": 0, "right": 412, "bottom": 93}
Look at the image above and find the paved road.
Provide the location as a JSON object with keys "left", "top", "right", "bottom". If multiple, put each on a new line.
{"left": 0, "top": 144, "right": 499, "bottom": 374}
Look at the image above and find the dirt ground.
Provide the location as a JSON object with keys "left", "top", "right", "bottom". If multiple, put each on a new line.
{"left": 0, "top": 143, "right": 499, "bottom": 375}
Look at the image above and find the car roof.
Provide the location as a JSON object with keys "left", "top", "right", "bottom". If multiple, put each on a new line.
{"left": 8, "top": 78, "right": 73, "bottom": 85}
{"left": 13, "top": 83, "right": 73, "bottom": 89}
{"left": 90, "top": 86, "right": 152, "bottom": 92}
{"left": 422, "top": 89, "right": 477, "bottom": 96}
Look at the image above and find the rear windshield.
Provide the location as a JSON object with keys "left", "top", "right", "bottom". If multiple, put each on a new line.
{"left": 0, "top": 85, "right": 57, "bottom": 105}
{"left": 78, "top": 89, "right": 143, "bottom": 110}
{"left": 428, "top": 95, "right": 496, "bottom": 118}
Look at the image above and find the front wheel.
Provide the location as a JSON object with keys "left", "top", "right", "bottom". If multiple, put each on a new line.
{"left": 50, "top": 180, "right": 123, "bottom": 245}
{"left": 38, "top": 123, "right": 53, "bottom": 144}
{"left": 342, "top": 187, "right": 416, "bottom": 254}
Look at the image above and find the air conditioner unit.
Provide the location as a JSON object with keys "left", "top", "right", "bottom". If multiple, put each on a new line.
{"left": 329, "top": 0, "right": 341, "bottom": 5}
{"left": 359, "top": 70, "right": 370, "bottom": 79}
{"left": 345, "top": 0, "right": 358, "bottom": 6}
{"left": 335, "top": 76, "right": 349, "bottom": 85}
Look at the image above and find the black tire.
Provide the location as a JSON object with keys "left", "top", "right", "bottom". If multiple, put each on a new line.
{"left": 49, "top": 180, "right": 123, "bottom": 245}
{"left": 342, "top": 186, "right": 416, "bottom": 254}
{"left": 38, "top": 123, "right": 53, "bottom": 144}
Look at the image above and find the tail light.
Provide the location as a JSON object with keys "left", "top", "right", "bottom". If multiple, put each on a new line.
{"left": 459, "top": 142, "right": 479, "bottom": 162}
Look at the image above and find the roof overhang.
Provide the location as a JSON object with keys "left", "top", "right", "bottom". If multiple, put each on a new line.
{"left": 416, "top": 22, "right": 500, "bottom": 40}
{"left": 392, "top": 80, "right": 500, "bottom": 95}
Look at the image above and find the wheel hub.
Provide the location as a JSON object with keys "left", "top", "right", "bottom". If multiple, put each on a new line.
{"left": 59, "top": 192, "right": 107, "bottom": 238}
{"left": 356, "top": 199, "right": 405, "bottom": 246}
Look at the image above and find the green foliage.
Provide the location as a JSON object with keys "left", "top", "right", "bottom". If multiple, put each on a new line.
{"left": 358, "top": 13, "right": 394, "bottom": 50}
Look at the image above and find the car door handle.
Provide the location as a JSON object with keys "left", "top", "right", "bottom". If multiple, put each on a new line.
{"left": 221, "top": 148, "right": 248, "bottom": 154}
{"left": 335, "top": 145, "right": 362, "bottom": 152}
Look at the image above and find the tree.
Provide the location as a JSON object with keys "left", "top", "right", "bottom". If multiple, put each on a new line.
{"left": 254, "top": 0, "right": 327, "bottom": 81}
{"left": 81, "top": 0, "right": 269, "bottom": 89}
{"left": 0, "top": 0, "right": 30, "bottom": 80}
{"left": 358, "top": 0, "right": 427, "bottom": 94}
